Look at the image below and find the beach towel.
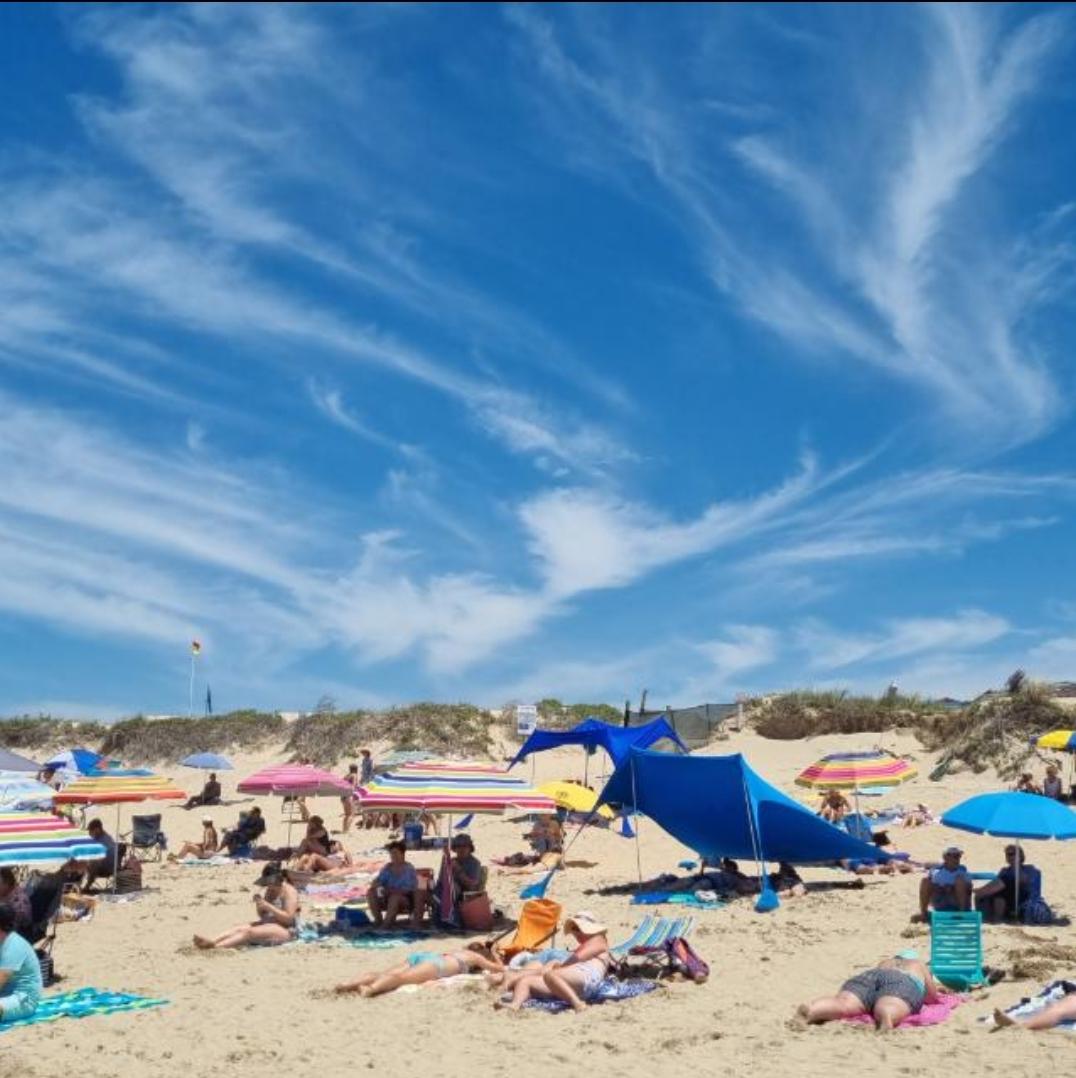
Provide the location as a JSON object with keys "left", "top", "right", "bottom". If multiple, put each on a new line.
{"left": 522, "top": 977, "right": 658, "bottom": 1012}
{"left": 177, "top": 855, "right": 250, "bottom": 866}
{"left": 302, "top": 885, "right": 370, "bottom": 908}
{"left": 844, "top": 993, "right": 964, "bottom": 1028}
{"left": 293, "top": 923, "right": 426, "bottom": 949}
{"left": 0, "top": 988, "right": 167, "bottom": 1033}
{"left": 631, "top": 892, "right": 725, "bottom": 910}
{"left": 983, "top": 980, "right": 1076, "bottom": 1031}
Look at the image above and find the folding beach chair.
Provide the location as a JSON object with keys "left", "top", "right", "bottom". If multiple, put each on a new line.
{"left": 25, "top": 871, "right": 66, "bottom": 985}
{"left": 490, "top": 898, "right": 561, "bottom": 959}
{"left": 930, "top": 910, "right": 986, "bottom": 990}
{"left": 122, "top": 814, "right": 166, "bottom": 862}
{"left": 610, "top": 914, "right": 696, "bottom": 959}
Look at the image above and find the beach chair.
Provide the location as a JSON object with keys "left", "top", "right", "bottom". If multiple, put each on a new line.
{"left": 25, "top": 871, "right": 66, "bottom": 985}
{"left": 930, "top": 910, "right": 986, "bottom": 990}
{"left": 610, "top": 914, "right": 696, "bottom": 959}
{"left": 490, "top": 898, "right": 561, "bottom": 959}
{"left": 122, "top": 814, "right": 166, "bottom": 862}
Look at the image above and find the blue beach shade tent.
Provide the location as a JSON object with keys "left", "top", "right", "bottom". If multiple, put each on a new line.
{"left": 509, "top": 716, "right": 689, "bottom": 771}
{"left": 596, "top": 748, "right": 889, "bottom": 909}
{"left": 44, "top": 748, "right": 102, "bottom": 776}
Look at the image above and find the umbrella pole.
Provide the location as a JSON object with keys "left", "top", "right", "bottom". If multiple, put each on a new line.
{"left": 114, "top": 802, "right": 120, "bottom": 895}
{"left": 583, "top": 747, "right": 589, "bottom": 789}
{"left": 1016, "top": 840, "right": 1022, "bottom": 918}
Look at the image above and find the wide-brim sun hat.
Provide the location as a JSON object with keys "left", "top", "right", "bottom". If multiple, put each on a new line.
{"left": 565, "top": 910, "right": 607, "bottom": 936}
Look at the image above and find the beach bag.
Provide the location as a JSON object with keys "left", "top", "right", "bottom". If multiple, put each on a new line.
{"left": 459, "top": 892, "right": 495, "bottom": 932}
{"left": 115, "top": 853, "right": 143, "bottom": 894}
{"left": 1021, "top": 895, "right": 1052, "bottom": 925}
{"left": 664, "top": 936, "right": 709, "bottom": 982}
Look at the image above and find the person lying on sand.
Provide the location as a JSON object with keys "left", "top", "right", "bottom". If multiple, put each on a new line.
{"left": 193, "top": 863, "right": 300, "bottom": 950}
{"left": 769, "top": 862, "right": 807, "bottom": 897}
{"left": 168, "top": 817, "right": 219, "bottom": 861}
{"left": 665, "top": 858, "right": 759, "bottom": 897}
{"left": 992, "top": 987, "right": 1076, "bottom": 1031}
{"left": 292, "top": 816, "right": 354, "bottom": 874}
{"left": 900, "top": 803, "right": 935, "bottom": 828}
{"left": 493, "top": 911, "right": 612, "bottom": 1014}
{"left": 798, "top": 951, "right": 939, "bottom": 1031}
{"left": 494, "top": 815, "right": 564, "bottom": 873}
{"left": 334, "top": 942, "right": 504, "bottom": 998}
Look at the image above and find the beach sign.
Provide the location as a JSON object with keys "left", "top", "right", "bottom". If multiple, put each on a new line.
{"left": 516, "top": 703, "right": 538, "bottom": 736}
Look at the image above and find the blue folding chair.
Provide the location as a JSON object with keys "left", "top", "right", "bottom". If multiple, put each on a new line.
{"left": 930, "top": 910, "right": 986, "bottom": 989}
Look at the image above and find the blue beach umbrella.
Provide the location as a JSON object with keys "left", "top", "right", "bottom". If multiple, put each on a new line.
{"left": 942, "top": 791, "right": 1076, "bottom": 910}
{"left": 181, "top": 752, "right": 234, "bottom": 771}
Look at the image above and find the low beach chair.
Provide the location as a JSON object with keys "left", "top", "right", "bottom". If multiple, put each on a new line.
{"left": 930, "top": 910, "right": 986, "bottom": 990}
{"left": 610, "top": 914, "right": 696, "bottom": 958}
{"left": 490, "top": 898, "right": 561, "bottom": 959}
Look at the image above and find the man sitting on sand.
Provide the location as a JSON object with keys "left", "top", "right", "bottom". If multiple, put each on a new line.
{"left": 818, "top": 789, "right": 851, "bottom": 823}
{"left": 974, "top": 845, "right": 1043, "bottom": 922}
{"left": 220, "top": 807, "right": 265, "bottom": 855}
{"left": 183, "top": 772, "right": 222, "bottom": 810}
{"left": 368, "top": 840, "right": 423, "bottom": 929}
{"left": 80, "top": 819, "right": 118, "bottom": 892}
{"left": 912, "top": 845, "right": 970, "bottom": 922}
{"left": 0, "top": 903, "right": 42, "bottom": 1024}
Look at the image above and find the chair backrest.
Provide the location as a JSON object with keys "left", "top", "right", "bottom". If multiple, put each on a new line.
{"left": 611, "top": 914, "right": 697, "bottom": 957}
{"left": 499, "top": 898, "right": 561, "bottom": 957}
{"left": 930, "top": 910, "right": 985, "bottom": 989}
{"left": 131, "top": 814, "right": 162, "bottom": 844}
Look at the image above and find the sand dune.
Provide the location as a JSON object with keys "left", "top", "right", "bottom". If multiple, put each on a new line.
{"left": 6, "top": 729, "right": 1075, "bottom": 1078}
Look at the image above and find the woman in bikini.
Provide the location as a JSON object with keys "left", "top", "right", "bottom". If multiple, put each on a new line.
{"left": 494, "top": 911, "right": 612, "bottom": 1013}
{"left": 797, "top": 951, "right": 939, "bottom": 1030}
{"left": 334, "top": 942, "right": 504, "bottom": 998}
{"left": 192, "top": 863, "right": 301, "bottom": 950}
{"left": 168, "top": 816, "right": 219, "bottom": 861}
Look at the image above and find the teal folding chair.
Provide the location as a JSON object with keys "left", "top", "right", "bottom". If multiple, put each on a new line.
{"left": 610, "top": 914, "right": 695, "bottom": 958}
{"left": 930, "top": 910, "right": 986, "bottom": 989}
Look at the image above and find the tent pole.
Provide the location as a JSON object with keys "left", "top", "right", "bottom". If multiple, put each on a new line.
{"left": 583, "top": 747, "right": 589, "bottom": 788}
{"left": 630, "top": 756, "right": 643, "bottom": 886}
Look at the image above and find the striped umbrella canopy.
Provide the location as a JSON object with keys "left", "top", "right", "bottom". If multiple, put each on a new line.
{"left": 0, "top": 772, "right": 56, "bottom": 811}
{"left": 1032, "top": 730, "right": 1076, "bottom": 752}
{"left": 356, "top": 761, "right": 556, "bottom": 814}
{"left": 0, "top": 812, "right": 107, "bottom": 867}
{"left": 795, "top": 750, "right": 917, "bottom": 790}
{"left": 237, "top": 763, "right": 351, "bottom": 798}
{"left": 54, "top": 772, "right": 186, "bottom": 805}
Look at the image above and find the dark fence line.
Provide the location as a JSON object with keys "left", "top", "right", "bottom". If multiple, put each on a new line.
{"left": 627, "top": 702, "right": 739, "bottom": 749}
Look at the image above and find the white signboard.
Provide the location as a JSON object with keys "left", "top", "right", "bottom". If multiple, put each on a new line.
{"left": 516, "top": 703, "right": 538, "bottom": 736}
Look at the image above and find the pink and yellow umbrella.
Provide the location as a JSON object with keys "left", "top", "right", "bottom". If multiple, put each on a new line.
{"left": 795, "top": 750, "right": 917, "bottom": 791}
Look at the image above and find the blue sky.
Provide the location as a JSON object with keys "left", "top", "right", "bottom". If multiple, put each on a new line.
{"left": 2, "top": 3, "right": 1076, "bottom": 718}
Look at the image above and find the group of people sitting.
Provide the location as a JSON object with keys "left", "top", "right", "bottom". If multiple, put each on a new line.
{"left": 915, "top": 844, "right": 1047, "bottom": 924}
{"left": 1014, "top": 765, "right": 1066, "bottom": 800}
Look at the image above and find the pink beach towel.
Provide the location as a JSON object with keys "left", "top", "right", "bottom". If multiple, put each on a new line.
{"left": 844, "top": 993, "right": 964, "bottom": 1028}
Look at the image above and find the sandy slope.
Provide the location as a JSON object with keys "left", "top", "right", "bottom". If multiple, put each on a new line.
{"left": 6, "top": 729, "right": 1076, "bottom": 1077}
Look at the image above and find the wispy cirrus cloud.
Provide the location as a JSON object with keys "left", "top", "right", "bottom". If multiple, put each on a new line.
{"left": 507, "top": 4, "right": 1073, "bottom": 448}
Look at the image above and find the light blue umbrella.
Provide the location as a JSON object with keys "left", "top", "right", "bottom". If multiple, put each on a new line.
{"left": 942, "top": 791, "right": 1076, "bottom": 909}
{"left": 0, "top": 748, "right": 41, "bottom": 773}
{"left": 0, "top": 772, "right": 55, "bottom": 810}
{"left": 181, "top": 752, "right": 233, "bottom": 771}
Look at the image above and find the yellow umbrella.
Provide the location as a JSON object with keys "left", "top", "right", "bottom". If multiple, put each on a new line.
{"left": 1033, "top": 730, "right": 1076, "bottom": 751}
{"left": 538, "top": 780, "right": 614, "bottom": 819}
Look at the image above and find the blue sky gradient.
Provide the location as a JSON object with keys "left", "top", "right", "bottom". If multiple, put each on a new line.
{"left": 2, "top": 3, "right": 1076, "bottom": 717}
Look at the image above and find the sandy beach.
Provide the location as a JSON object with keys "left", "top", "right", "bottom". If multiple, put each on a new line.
{"left": 5, "top": 729, "right": 1076, "bottom": 1077}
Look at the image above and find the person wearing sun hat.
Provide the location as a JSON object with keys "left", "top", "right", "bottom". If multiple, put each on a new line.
{"left": 495, "top": 909, "right": 612, "bottom": 1013}
{"left": 192, "top": 862, "right": 301, "bottom": 950}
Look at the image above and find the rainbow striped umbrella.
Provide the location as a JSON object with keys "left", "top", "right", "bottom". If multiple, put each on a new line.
{"left": 795, "top": 750, "right": 917, "bottom": 790}
{"left": 356, "top": 761, "right": 556, "bottom": 814}
{"left": 0, "top": 812, "right": 107, "bottom": 867}
{"left": 237, "top": 764, "right": 351, "bottom": 798}
{"left": 54, "top": 772, "right": 186, "bottom": 805}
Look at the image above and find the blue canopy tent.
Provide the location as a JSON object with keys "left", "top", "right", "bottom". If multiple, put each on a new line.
{"left": 596, "top": 748, "right": 890, "bottom": 910}
{"left": 509, "top": 716, "right": 689, "bottom": 773}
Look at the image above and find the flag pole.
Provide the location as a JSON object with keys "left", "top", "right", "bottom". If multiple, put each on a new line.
{"left": 188, "top": 651, "right": 195, "bottom": 717}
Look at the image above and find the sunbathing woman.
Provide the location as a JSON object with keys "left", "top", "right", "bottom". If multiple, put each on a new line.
{"left": 193, "top": 863, "right": 301, "bottom": 950}
{"left": 494, "top": 911, "right": 613, "bottom": 1014}
{"left": 334, "top": 942, "right": 504, "bottom": 998}
{"left": 168, "top": 816, "right": 219, "bottom": 861}
{"left": 993, "top": 990, "right": 1076, "bottom": 1031}
{"left": 292, "top": 817, "right": 354, "bottom": 874}
{"left": 798, "top": 951, "right": 939, "bottom": 1031}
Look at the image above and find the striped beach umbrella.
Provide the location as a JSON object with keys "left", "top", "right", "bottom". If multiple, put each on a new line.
{"left": 356, "top": 761, "right": 557, "bottom": 814}
{"left": 795, "top": 750, "right": 917, "bottom": 790}
{"left": 54, "top": 772, "right": 186, "bottom": 805}
{"left": 0, "top": 812, "right": 107, "bottom": 867}
{"left": 1032, "top": 730, "right": 1076, "bottom": 752}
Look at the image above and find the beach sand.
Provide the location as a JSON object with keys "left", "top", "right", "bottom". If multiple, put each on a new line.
{"left": 6, "top": 729, "right": 1075, "bottom": 1077}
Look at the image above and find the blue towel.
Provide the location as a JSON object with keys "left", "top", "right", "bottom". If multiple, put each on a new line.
{"left": 524, "top": 977, "right": 658, "bottom": 1012}
{"left": 631, "top": 892, "right": 724, "bottom": 909}
{"left": 989, "top": 979, "right": 1076, "bottom": 1031}
{"left": 0, "top": 988, "right": 167, "bottom": 1033}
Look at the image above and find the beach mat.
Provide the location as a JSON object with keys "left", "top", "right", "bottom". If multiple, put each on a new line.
{"left": 294, "top": 924, "right": 426, "bottom": 949}
{"left": 0, "top": 988, "right": 167, "bottom": 1033}
{"left": 523, "top": 977, "right": 659, "bottom": 1013}
{"left": 983, "top": 979, "right": 1076, "bottom": 1031}
{"left": 631, "top": 892, "right": 725, "bottom": 910}
{"left": 843, "top": 992, "right": 963, "bottom": 1028}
